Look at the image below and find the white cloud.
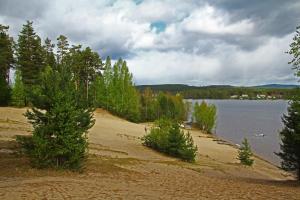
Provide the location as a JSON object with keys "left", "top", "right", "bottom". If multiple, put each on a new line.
{"left": 182, "top": 5, "right": 254, "bottom": 35}
{"left": 128, "top": 33, "right": 297, "bottom": 86}
{"left": 0, "top": 0, "right": 298, "bottom": 85}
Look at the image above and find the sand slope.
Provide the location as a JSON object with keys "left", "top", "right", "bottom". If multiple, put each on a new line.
{"left": 0, "top": 107, "right": 299, "bottom": 199}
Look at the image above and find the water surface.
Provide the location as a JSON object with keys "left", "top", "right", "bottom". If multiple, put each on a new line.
{"left": 187, "top": 99, "right": 288, "bottom": 166}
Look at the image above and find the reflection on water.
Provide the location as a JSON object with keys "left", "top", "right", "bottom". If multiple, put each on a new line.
{"left": 187, "top": 99, "right": 289, "bottom": 166}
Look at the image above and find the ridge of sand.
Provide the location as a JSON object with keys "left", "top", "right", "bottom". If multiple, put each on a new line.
{"left": 0, "top": 107, "right": 299, "bottom": 199}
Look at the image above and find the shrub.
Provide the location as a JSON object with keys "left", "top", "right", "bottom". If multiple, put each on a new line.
{"left": 238, "top": 138, "right": 254, "bottom": 166}
{"left": 142, "top": 118, "right": 197, "bottom": 162}
{"left": 193, "top": 101, "right": 216, "bottom": 133}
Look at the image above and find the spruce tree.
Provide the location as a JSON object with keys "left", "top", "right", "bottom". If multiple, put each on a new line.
{"left": 238, "top": 138, "right": 254, "bottom": 166}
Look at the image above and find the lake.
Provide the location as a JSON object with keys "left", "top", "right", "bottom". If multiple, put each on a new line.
{"left": 187, "top": 99, "right": 289, "bottom": 166}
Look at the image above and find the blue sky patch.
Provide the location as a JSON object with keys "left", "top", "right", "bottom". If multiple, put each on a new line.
{"left": 150, "top": 21, "right": 166, "bottom": 33}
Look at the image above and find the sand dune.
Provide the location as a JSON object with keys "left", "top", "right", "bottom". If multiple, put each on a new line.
{"left": 0, "top": 107, "right": 299, "bottom": 199}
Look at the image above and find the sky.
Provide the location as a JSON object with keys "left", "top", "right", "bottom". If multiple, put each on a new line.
{"left": 1, "top": 0, "right": 300, "bottom": 86}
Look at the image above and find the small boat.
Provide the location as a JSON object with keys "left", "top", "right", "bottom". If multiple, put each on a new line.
{"left": 255, "top": 133, "right": 265, "bottom": 137}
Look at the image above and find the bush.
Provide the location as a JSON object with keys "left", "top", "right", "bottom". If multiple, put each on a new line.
{"left": 193, "top": 101, "right": 216, "bottom": 133}
{"left": 238, "top": 138, "right": 254, "bottom": 166}
{"left": 142, "top": 118, "right": 197, "bottom": 162}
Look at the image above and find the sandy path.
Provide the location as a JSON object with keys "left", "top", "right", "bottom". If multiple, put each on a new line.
{"left": 0, "top": 107, "right": 299, "bottom": 199}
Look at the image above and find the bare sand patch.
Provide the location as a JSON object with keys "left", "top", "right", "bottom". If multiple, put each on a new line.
{"left": 0, "top": 107, "right": 299, "bottom": 199}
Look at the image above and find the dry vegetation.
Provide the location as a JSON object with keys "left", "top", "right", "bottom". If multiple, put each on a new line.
{"left": 0, "top": 107, "right": 299, "bottom": 200}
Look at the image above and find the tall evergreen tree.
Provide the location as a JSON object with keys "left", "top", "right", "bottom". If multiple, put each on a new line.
{"left": 43, "top": 38, "right": 56, "bottom": 69}
{"left": 0, "top": 24, "right": 14, "bottom": 84}
{"left": 56, "top": 35, "right": 69, "bottom": 65}
{"left": 0, "top": 24, "right": 14, "bottom": 105}
{"left": 277, "top": 26, "right": 300, "bottom": 180}
{"left": 17, "top": 21, "right": 44, "bottom": 104}
{"left": 277, "top": 100, "right": 300, "bottom": 179}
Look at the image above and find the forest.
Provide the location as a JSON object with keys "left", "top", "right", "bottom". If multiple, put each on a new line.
{"left": 137, "top": 84, "right": 298, "bottom": 99}
{"left": 0, "top": 21, "right": 187, "bottom": 123}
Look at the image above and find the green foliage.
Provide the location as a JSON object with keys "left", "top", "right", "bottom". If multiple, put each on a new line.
{"left": 0, "top": 75, "right": 10, "bottom": 106}
{"left": 17, "top": 21, "right": 45, "bottom": 105}
{"left": 137, "top": 85, "right": 296, "bottom": 100}
{"left": 0, "top": 24, "right": 14, "bottom": 84}
{"left": 11, "top": 70, "right": 25, "bottom": 107}
{"left": 0, "top": 24, "right": 14, "bottom": 106}
{"left": 277, "top": 100, "right": 300, "bottom": 180}
{"left": 276, "top": 26, "right": 300, "bottom": 180}
{"left": 238, "top": 138, "right": 254, "bottom": 166}
{"left": 142, "top": 118, "right": 197, "bottom": 162}
{"left": 94, "top": 58, "right": 141, "bottom": 122}
{"left": 193, "top": 101, "right": 216, "bottom": 133}
{"left": 19, "top": 66, "right": 95, "bottom": 170}
{"left": 140, "top": 88, "right": 187, "bottom": 122}
{"left": 287, "top": 26, "right": 300, "bottom": 77}
{"left": 43, "top": 38, "right": 56, "bottom": 69}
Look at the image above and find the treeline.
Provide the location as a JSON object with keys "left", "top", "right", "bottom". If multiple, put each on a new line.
{"left": 0, "top": 21, "right": 187, "bottom": 123}
{"left": 140, "top": 88, "right": 187, "bottom": 122}
{"left": 137, "top": 84, "right": 298, "bottom": 99}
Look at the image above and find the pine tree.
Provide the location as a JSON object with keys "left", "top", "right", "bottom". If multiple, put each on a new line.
{"left": 0, "top": 24, "right": 14, "bottom": 84}
{"left": 17, "top": 21, "right": 45, "bottom": 104}
{"left": 238, "top": 138, "right": 254, "bottom": 166}
{"left": 0, "top": 24, "right": 14, "bottom": 105}
{"left": 277, "top": 25, "right": 300, "bottom": 180}
{"left": 11, "top": 70, "right": 25, "bottom": 107}
{"left": 43, "top": 38, "right": 56, "bottom": 69}
{"left": 19, "top": 66, "right": 95, "bottom": 169}
{"left": 56, "top": 35, "right": 69, "bottom": 65}
{"left": 277, "top": 100, "right": 300, "bottom": 180}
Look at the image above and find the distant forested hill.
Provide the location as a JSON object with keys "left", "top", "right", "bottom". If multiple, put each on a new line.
{"left": 136, "top": 84, "right": 299, "bottom": 99}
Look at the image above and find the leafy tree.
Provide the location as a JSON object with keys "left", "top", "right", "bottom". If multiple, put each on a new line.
{"left": 11, "top": 70, "right": 25, "bottom": 107}
{"left": 238, "top": 138, "right": 254, "bottom": 166}
{"left": 96, "top": 58, "right": 140, "bottom": 122}
{"left": 193, "top": 101, "right": 216, "bottom": 133}
{"left": 287, "top": 26, "right": 300, "bottom": 77}
{"left": 16, "top": 21, "right": 45, "bottom": 104}
{"left": 18, "top": 66, "right": 95, "bottom": 169}
{"left": 142, "top": 118, "right": 197, "bottom": 162}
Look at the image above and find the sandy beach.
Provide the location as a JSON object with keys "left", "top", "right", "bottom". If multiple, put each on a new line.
{"left": 0, "top": 107, "right": 299, "bottom": 199}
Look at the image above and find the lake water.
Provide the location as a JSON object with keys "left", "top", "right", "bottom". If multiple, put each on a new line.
{"left": 187, "top": 99, "right": 289, "bottom": 166}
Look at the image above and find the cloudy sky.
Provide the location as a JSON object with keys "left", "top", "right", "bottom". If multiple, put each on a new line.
{"left": 1, "top": 0, "right": 300, "bottom": 86}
